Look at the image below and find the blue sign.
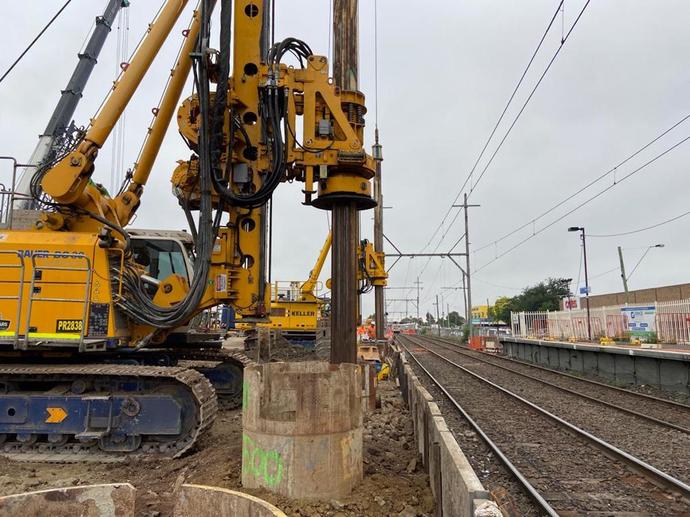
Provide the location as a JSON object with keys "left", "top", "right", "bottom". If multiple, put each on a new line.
{"left": 579, "top": 286, "right": 590, "bottom": 295}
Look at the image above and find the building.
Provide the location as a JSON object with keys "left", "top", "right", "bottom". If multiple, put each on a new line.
{"left": 471, "top": 305, "right": 491, "bottom": 322}
{"left": 563, "top": 282, "right": 690, "bottom": 310}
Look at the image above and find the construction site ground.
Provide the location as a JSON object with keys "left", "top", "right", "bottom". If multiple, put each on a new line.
{"left": 0, "top": 342, "right": 434, "bottom": 516}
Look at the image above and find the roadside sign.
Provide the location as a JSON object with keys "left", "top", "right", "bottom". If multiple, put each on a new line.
{"left": 621, "top": 306, "right": 656, "bottom": 341}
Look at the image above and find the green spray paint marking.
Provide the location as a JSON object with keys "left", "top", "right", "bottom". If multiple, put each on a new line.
{"left": 242, "top": 433, "right": 284, "bottom": 487}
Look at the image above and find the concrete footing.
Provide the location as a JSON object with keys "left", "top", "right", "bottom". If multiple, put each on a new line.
{"left": 242, "top": 361, "right": 363, "bottom": 499}
{"left": 0, "top": 483, "right": 287, "bottom": 517}
{"left": 174, "top": 484, "right": 286, "bottom": 516}
{"left": 0, "top": 483, "right": 136, "bottom": 516}
{"left": 386, "top": 342, "right": 502, "bottom": 517}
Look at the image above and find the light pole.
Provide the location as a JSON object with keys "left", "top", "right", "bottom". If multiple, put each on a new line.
{"left": 619, "top": 244, "right": 665, "bottom": 302}
{"left": 568, "top": 227, "right": 591, "bottom": 341}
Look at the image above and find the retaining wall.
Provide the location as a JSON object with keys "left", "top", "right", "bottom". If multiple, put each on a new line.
{"left": 385, "top": 342, "right": 501, "bottom": 517}
{"left": 501, "top": 336, "right": 690, "bottom": 395}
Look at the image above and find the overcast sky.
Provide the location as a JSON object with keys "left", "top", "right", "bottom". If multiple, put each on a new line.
{"left": 1, "top": 1, "right": 689, "bottom": 322}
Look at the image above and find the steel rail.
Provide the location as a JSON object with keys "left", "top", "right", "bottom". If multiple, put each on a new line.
{"left": 396, "top": 335, "right": 559, "bottom": 517}
{"left": 400, "top": 334, "right": 690, "bottom": 505}
{"left": 423, "top": 336, "right": 690, "bottom": 434}
{"left": 436, "top": 335, "right": 690, "bottom": 411}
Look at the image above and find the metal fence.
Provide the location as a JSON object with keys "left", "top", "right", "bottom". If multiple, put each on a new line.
{"left": 511, "top": 298, "right": 690, "bottom": 345}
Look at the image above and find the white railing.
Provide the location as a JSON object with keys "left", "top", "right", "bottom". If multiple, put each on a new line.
{"left": 511, "top": 298, "right": 690, "bottom": 345}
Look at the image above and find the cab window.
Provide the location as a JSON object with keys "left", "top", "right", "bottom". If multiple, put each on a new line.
{"left": 131, "top": 239, "right": 190, "bottom": 282}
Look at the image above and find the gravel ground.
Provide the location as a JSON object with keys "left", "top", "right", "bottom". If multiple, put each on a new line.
{"left": 439, "top": 342, "right": 690, "bottom": 430}
{"left": 400, "top": 335, "right": 690, "bottom": 515}
{"left": 0, "top": 379, "right": 433, "bottom": 517}
{"left": 439, "top": 336, "right": 690, "bottom": 405}
{"left": 424, "top": 339, "right": 690, "bottom": 483}
{"left": 399, "top": 354, "right": 546, "bottom": 515}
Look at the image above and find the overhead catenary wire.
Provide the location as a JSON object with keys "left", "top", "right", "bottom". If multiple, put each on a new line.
{"left": 589, "top": 266, "right": 620, "bottom": 280}
{"left": 472, "top": 132, "right": 690, "bottom": 274}
{"left": 587, "top": 209, "right": 690, "bottom": 238}
{"left": 467, "top": 0, "right": 591, "bottom": 197}
{"left": 627, "top": 247, "right": 658, "bottom": 281}
{"left": 0, "top": 0, "right": 72, "bottom": 84}
{"left": 412, "top": 1, "right": 590, "bottom": 288}
{"left": 417, "top": 0, "right": 570, "bottom": 255}
{"left": 474, "top": 112, "right": 690, "bottom": 253}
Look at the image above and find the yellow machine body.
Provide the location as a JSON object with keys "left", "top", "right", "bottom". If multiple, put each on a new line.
{"left": 237, "top": 232, "right": 332, "bottom": 336}
{"left": 0, "top": 232, "right": 123, "bottom": 348}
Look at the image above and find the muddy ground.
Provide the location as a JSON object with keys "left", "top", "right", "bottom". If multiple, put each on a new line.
{"left": 0, "top": 379, "right": 434, "bottom": 517}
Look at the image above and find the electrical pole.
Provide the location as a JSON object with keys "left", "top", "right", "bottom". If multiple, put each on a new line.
{"left": 415, "top": 277, "right": 422, "bottom": 320}
{"left": 434, "top": 295, "right": 441, "bottom": 336}
{"left": 451, "top": 196, "right": 478, "bottom": 334}
{"left": 452, "top": 194, "right": 480, "bottom": 337}
{"left": 462, "top": 273, "right": 467, "bottom": 323}
{"left": 373, "top": 129, "right": 384, "bottom": 339}
{"left": 582, "top": 229, "right": 592, "bottom": 341}
{"left": 464, "top": 193, "right": 473, "bottom": 337}
{"left": 330, "top": 0, "right": 359, "bottom": 364}
{"left": 618, "top": 246, "right": 629, "bottom": 304}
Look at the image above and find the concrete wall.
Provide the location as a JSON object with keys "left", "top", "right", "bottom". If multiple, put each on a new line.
{"left": 386, "top": 343, "right": 501, "bottom": 517}
{"left": 174, "top": 484, "right": 286, "bottom": 517}
{"left": 0, "top": 483, "right": 136, "bottom": 517}
{"left": 501, "top": 336, "right": 690, "bottom": 395}
{"left": 565, "top": 282, "right": 690, "bottom": 309}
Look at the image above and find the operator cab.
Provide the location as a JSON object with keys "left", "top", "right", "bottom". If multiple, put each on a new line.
{"left": 127, "top": 229, "right": 220, "bottom": 345}
{"left": 128, "top": 229, "right": 194, "bottom": 296}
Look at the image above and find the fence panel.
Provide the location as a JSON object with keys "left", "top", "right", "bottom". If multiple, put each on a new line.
{"left": 511, "top": 299, "right": 690, "bottom": 346}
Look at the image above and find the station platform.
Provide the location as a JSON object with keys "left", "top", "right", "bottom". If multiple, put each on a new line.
{"left": 499, "top": 336, "right": 690, "bottom": 395}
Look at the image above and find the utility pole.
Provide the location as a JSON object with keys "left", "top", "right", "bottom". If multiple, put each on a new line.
{"left": 617, "top": 246, "right": 629, "bottom": 304}
{"left": 582, "top": 229, "right": 592, "bottom": 341}
{"left": 415, "top": 277, "right": 422, "bottom": 320}
{"left": 373, "top": 129, "right": 384, "bottom": 339}
{"left": 452, "top": 194, "right": 479, "bottom": 337}
{"left": 464, "top": 194, "right": 473, "bottom": 337}
{"left": 568, "top": 227, "right": 591, "bottom": 341}
{"left": 434, "top": 295, "right": 441, "bottom": 336}
{"left": 330, "top": 0, "right": 359, "bottom": 364}
{"left": 462, "top": 273, "right": 467, "bottom": 323}
{"left": 442, "top": 286, "right": 466, "bottom": 325}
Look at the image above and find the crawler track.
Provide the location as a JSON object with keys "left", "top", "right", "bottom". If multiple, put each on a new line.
{"left": 398, "top": 334, "right": 690, "bottom": 515}
{"left": 0, "top": 364, "right": 217, "bottom": 461}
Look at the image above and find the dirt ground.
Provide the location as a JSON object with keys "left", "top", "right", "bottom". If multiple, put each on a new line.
{"left": 0, "top": 379, "right": 434, "bottom": 517}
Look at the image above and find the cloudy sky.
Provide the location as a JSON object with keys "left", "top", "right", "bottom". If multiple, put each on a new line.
{"left": 1, "top": 1, "right": 689, "bottom": 322}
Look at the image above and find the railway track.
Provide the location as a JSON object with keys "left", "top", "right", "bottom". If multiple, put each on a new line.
{"left": 398, "top": 333, "right": 690, "bottom": 515}
{"left": 434, "top": 335, "right": 690, "bottom": 428}
{"left": 421, "top": 335, "right": 690, "bottom": 484}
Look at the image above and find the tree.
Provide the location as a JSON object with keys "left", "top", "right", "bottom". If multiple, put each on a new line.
{"left": 517, "top": 278, "right": 571, "bottom": 312}
{"left": 447, "top": 311, "right": 465, "bottom": 327}
{"left": 491, "top": 296, "right": 514, "bottom": 324}
{"left": 491, "top": 278, "right": 571, "bottom": 323}
{"left": 425, "top": 312, "right": 435, "bottom": 325}
{"left": 400, "top": 316, "right": 423, "bottom": 326}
